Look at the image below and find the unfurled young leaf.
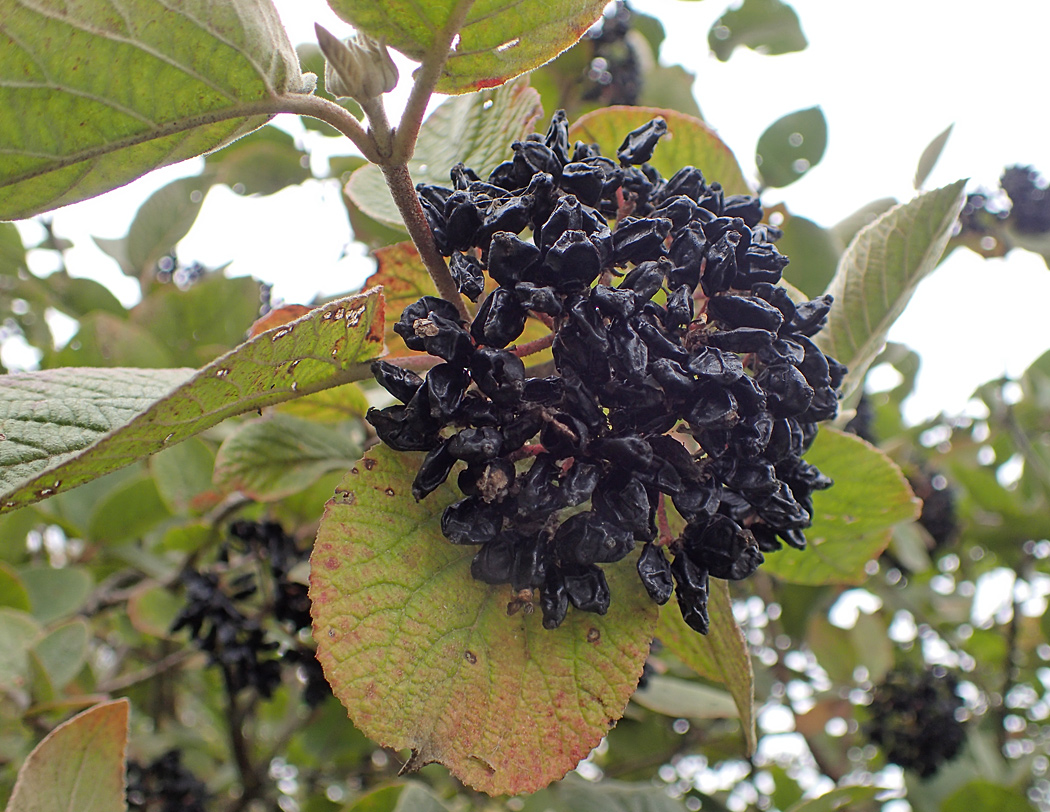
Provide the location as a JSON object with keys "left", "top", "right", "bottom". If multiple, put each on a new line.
{"left": 0, "top": 0, "right": 311, "bottom": 219}
{"left": 0, "top": 290, "right": 383, "bottom": 513}
{"left": 311, "top": 445, "right": 657, "bottom": 795}
{"left": 327, "top": 0, "right": 609, "bottom": 94}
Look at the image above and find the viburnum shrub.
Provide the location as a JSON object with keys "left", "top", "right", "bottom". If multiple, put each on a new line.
{"left": 4, "top": 0, "right": 1004, "bottom": 808}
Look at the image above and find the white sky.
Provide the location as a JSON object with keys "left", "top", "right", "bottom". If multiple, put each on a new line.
{"left": 9, "top": 0, "right": 1050, "bottom": 422}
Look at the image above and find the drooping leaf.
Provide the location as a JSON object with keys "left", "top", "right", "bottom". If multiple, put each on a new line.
{"left": 632, "top": 675, "right": 739, "bottom": 720}
{"left": 125, "top": 176, "right": 214, "bottom": 278}
{"left": 4, "top": 699, "right": 128, "bottom": 812}
{"left": 708, "top": 0, "right": 808, "bottom": 61}
{"left": 0, "top": 562, "right": 31, "bottom": 612}
{"left": 213, "top": 413, "right": 362, "bottom": 501}
{"left": 18, "top": 567, "right": 93, "bottom": 624}
{"left": 655, "top": 578, "right": 756, "bottom": 753}
{"left": 205, "top": 124, "right": 311, "bottom": 196}
{"left": 0, "top": 289, "right": 383, "bottom": 513}
{"left": 570, "top": 107, "right": 750, "bottom": 195}
{"left": 86, "top": 476, "right": 171, "bottom": 544}
{"left": 761, "top": 429, "right": 919, "bottom": 585}
{"left": 756, "top": 107, "right": 827, "bottom": 189}
{"left": 776, "top": 212, "right": 841, "bottom": 297}
{"left": 346, "top": 79, "right": 543, "bottom": 227}
{"left": 0, "top": 0, "right": 312, "bottom": 219}
{"left": 914, "top": 124, "right": 953, "bottom": 190}
{"left": 148, "top": 437, "right": 218, "bottom": 515}
{"left": 0, "top": 222, "right": 27, "bottom": 275}
{"left": 31, "top": 619, "right": 89, "bottom": 690}
{"left": 816, "top": 180, "right": 966, "bottom": 398}
{"left": 344, "top": 782, "right": 453, "bottom": 812}
{"left": 785, "top": 785, "right": 880, "bottom": 812}
{"left": 327, "top": 0, "right": 608, "bottom": 94}
{"left": 556, "top": 774, "right": 688, "bottom": 812}
{"left": 311, "top": 445, "right": 657, "bottom": 795}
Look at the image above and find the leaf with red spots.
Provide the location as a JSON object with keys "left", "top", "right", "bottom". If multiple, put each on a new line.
{"left": 310, "top": 445, "right": 657, "bottom": 795}
{"left": 326, "top": 0, "right": 608, "bottom": 95}
{"left": 570, "top": 107, "right": 751, "bottom": 197}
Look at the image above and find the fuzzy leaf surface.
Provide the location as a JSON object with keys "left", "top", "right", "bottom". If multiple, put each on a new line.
{"left": 0, "top": 0, "right": 310, "bottom": 219}
{"left": 817, "top": 180, "right": 967, "bottom": 398}
{"left": 311, "top": 445, "right": 657, "bottom": 795}
{"left": 346, "top": 79, "right": 542, "bottom": 227}
{"left": 327, "top": 0, "right": 607, "bottom": 94}
{"left": 761, "top": 429, "right": 919, "bottom": 585}
{"left": 656, "top": 578, "right": 756, "bottom": 753}
{"left": 0, "top": 290, "right": 383, "bottom": 513}
{"left": 4, "top": 698, "right": 128, "bottom": 812}
{"left": 570, "top": 107, "right": 750, "bottom": 195}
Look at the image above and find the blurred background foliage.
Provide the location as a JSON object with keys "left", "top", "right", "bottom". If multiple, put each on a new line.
{"left": 2, "top": 2, "right": 1050, "bottom": 811}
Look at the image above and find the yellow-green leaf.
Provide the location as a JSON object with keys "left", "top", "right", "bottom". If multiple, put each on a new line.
{"left": 0, "top": 0, "right": 311, "bottom": 219}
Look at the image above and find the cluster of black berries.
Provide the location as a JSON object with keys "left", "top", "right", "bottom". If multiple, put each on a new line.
{"left": 171, "top": 520, "right": 329, "bottom": 706}
{"left": 865, "top": 666, "right": 966, "bottom": 778}
{"left": 582, "top": 1, "right": 641, "bottom": 107}
{"left": 126, "top": 749, "right": 209, "bottom": 812}
{"left": 956, "top": 165, "right": 1050, "bottom": 255}
{"left": 366, "top": 111, "right": 843, "bottom": 634}
{"left": 999, "top": 165, "right": 1050, "bottom": 234}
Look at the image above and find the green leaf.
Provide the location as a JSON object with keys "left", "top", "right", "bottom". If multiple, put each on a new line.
{"left": 0, "top": 1, "right": 311, "bottom": 219}
{"left": 4, "top": 699, "right": 128, "bottom": 812}
{"left": 570, "top": 107, "right": 750, "bottom": 196}
{"left": 311, "top": 445, "right": 657, "bottom": 795}
{"left": 0, "top": 222, "right": 28, "bottom": 276}
{"left": 0, "top": 562, "right": 31, "bottom": 612}
{"left": 0, "top": 609, "right": 41, "bottom": 691}
{"left": 86, "top": 476, "right": 171, "bottom": 544}
{"left": 18, "top": 567, "right": 93, "bottom": 624}
{"left": 556, "top": 774, "right": 688, "bottom": 812}
{"left": 941, "top": 781, "right": 1037, "bottom": 812}
{"left": 127, "top": 582, "right": 184, "bottom": 639}
{"left": 126, "top": 176, "right": 213, "bottom": 277}
{"left": 213, "top": 413, "right": 362, "bottom": 501}
{"left": 708, "top": 0, "right": 807, "bottom": 61}
{"left": 149, "top": 437, "right": 218, "bottom": 515}
{"left": 829, "top": 197, "right": 898, "bottom": 252}
{"left": 346, "top": 79, "right": 543, "bottom": 227}
{"left": 328, "top": 0, "right": 608, "bottom": 95}
{"left": 205, "top": 124, "right": 311, "bottom": 196}
{"left": 45, "top": 312, "right": 175, "bottom": 369}
{"left": 817, "top": 181, "right": 967, "bottom": 398}
{"left": 756, "top": 107, "right": 827, "bottom": 189}
{"left": 0, "top": 289, "right": 383, "bottom": 514}
{"left": 914, "top": 124, "right": 953, "bottom": 190}
{"left": 31, "top": 619, "right": 89, "bottom": 690}
{"left": 655, "top": 579, "right": 756, "bottom": 753}
{"left": 777, "top": 213, "right": 841, "bottom": 298}
{"left": 761, "top": 429, "right": 919, "bottom": 585}
{"left": 344, "top": 782, "right": 453, "bottom": 812}
{"left": 130, "top": 274, "right": 264, "bottom": 368}
{"left": 276, "top": 384, "right": 370, "bottom": 422}
{"left": 632, "top": 675, "right": 739, "bottom": 720}
{"left": 637, "top": 65, "right": 703, "bottom": 121}
{"left": 785, "top": 786, "right": 880, "bottom": 812}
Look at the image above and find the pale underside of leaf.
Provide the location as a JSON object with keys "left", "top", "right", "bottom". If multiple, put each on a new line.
{"left": 5, "top": 698, "right": 128, "bottom": 812}
{"left": 328, "top": 0, "right": 608, "bottom": 94}
{"left": 0, "top": 289, "right": 383, "bottom": 513}
{"left": 816, "top": 180, "right": 967, "bottom": 399}
{"left": 0, "top": 0, "right": 309, "bottom": 219}
{"left": 311, "top": 445, "right": 657, "bottom": 795}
